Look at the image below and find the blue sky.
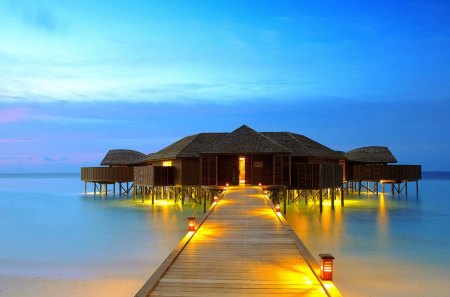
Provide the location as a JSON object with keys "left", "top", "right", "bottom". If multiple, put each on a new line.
{"left": 1, "top": 0, "right": 449, "bottom": 172}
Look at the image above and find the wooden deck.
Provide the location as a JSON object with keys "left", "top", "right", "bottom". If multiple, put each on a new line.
{"left": 136, "top": 186, "right": 341, "bottom": 297}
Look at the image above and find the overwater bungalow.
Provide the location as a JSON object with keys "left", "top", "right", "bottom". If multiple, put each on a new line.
{"left": 81, "top": 125, "right": 421, "bottom": 210}
{"left": 342, "top": 146, "right": 421, "bottom": 194}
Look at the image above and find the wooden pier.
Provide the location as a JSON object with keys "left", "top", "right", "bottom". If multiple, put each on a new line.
{"left": 136, "top": 186, "right": 341, "bottom": 297}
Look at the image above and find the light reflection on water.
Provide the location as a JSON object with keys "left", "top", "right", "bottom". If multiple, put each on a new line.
{"left": 0, "top": 174, "right": 204, "bottom": 279}
{"left": 284, "top": 180, "right": 450, "bottom": 296}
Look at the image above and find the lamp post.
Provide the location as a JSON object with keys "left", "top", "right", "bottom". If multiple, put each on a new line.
{"left": 275, "top": 202, "right": 281, "bottom": 213}
{"left": 188, "top": 217, "right": 196, "bottom": 232}
{"left": 319, "top": 254, "right": 335, "bottom": 281}
{"left": 213, "top": 195, "right": 218, "bottom": 203}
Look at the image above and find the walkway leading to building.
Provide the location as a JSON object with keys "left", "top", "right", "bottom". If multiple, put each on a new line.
{"left": 136, "top": 186, "right": 341, "bottom": 297}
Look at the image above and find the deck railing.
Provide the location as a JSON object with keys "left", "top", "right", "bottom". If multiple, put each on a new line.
{"left": 80, "top": 167, "right": 134, "bottom": 182}
{"left": 134, "top": 166, "right": 174, "bottom": 186}
{"left": 351, "top": 164, "right": 422, "bottom": 181}
{"left": 291, "top": 164, "right": 343, "bottom": 189}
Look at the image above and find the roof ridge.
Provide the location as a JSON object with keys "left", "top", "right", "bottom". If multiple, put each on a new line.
{"left": 287, "top": 132, "right": 314, "bottom": 156}
{"left": 260, "top": 132, "right": 291, "bottom": 152}
{"left": 175, "top": 133, "right": 202, "bottom": 158}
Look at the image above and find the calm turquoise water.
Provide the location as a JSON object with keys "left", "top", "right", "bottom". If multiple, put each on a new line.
{"left": 1, "top": 173, "right": 449, "bottom": 296}
{"left": 0, "top": 173, "right": 204, "bottom": 279}
{"left": 284, "top": 175, "right": 450, "bottom": 296}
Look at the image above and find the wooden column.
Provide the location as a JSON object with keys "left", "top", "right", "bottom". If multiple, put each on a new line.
{"left": 341, "top": 185, "right": 344, "bottom": 207}
{"left": 416, "top": 180, "right": 419, "bottom": 194}
{"left": 319, "top": 189, "right": 323, "bottom": 213}
{"left": 331, "top": 187, "right": 335, "bottom": 210}
{"left": 151, "top": 187, "right": 155, "bottom": 204}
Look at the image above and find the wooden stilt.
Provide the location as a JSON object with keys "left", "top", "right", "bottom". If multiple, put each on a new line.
{"left": 416, "top": 180, "right": 419, "bottom": 194}
{"left": 151, "top": 187, "right": 155, "bottom": 205}
{"left": 203, "top": 191, "right": 207, "bottom": 213}
{"left": 181, "top": 187, "right": 185, "bottom": 206}
{"left": 405, "top": 181, "right": 408, "bottom": 196}
{"left": 84, "top": 182, "right": 87, "bottom": 193}
{"left": 391, "top": 183, "right": 395, "bottom": 195}
{"left": 283, "top": 190, "right": 287, "bottom": 215}
{"left": 319, "top": 189, "right": 323, "bottom": 213}
{"left": 331, "top": 187, "right": 335, "bottom": 210}
{"left": 94, "top": 183, "right": 97, "bottom": 195}
{"left": 341, "top": 184, "right": 344, "bottom": 207}
{"left": 358, "top": 181, "right": 361, "bottom": 195}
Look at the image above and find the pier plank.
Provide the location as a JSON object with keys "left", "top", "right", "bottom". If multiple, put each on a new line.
{"left": 136, "top": 186, "right": 341, "bottom": 297}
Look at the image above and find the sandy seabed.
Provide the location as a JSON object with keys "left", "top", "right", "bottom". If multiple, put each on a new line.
{"left": 0, "top": 275, "right": 146, "bottom": 297}
{"left": 333, "top": 256, "right": 450, "bottom": 297}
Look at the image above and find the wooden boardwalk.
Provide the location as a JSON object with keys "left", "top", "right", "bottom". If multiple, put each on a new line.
{"left": 136, "top": 186, "right": 341, "bottom": 297}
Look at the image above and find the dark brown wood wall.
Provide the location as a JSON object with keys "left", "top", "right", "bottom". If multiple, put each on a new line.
{"left": 274, "top": 155, "right": 290, "bottom": 186}
{"left": 251, "top": 155, "right": 273, "bottom": 185}
{"left": 134, "top": 166, "right": 175, "bottom": 186}
{"left": 217, "top": 155, "right": 238, "bottom": 185}
{"left": 291, "top": 164, "right": 342, "bottom": 189}
{"left": 201, "top": 155, "right": 217, "bottom": 186}
{"left": 351, "top": 164, "right": 422, "bottom": 181}
{"left": 81, "top": 167, "right": 134, "bottom": 182}
{"left": 134, "top": 166, "right": 153, "bottom": 185}
{"left": 181, "top": 159, "right": 200, "bottom": 185}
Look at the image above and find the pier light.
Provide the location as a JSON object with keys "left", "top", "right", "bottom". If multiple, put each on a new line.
{"left": 264, "top": 190, "right": 268, "bottom": 195}
{"left": 275, "top": 202, "right": 281, "bottom": 213}
{"left": 225, "top": 183, "right": 229, "bottom": 188}
{"left": 258, "top": 182, "right": 262, "bottom": 187}
{"left": 188, "top": 217, "right": 196, "bottom": 232}
{"left": 319, "top": 254, "right": 335, "bottom": 281}
{"left": 213, "top": 195, "right": 218, "bottom": 203}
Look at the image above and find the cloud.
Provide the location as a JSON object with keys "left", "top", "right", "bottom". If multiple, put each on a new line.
{"left": 0, "top": 107, "right": 32, "bottom": 123}
{"left": 0, "top": 138, "right": 34, "bottom": 143}
{"left": 10, "top": 2, "right": 67, "bottom": 33}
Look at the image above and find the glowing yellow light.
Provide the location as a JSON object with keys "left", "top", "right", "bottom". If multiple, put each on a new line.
{"left": 213, "top": 195, "right": 218, "bottom": 203}
{"left": 319, "top": 254, "right": 335, "bottom": 281}
{"left": 188, "top": 217, "right": 196, "bottom": 231}
{"left": 162, "top": 161, "right": 172, "bottom": 167}
{"left": 275, "top": 202, "right": 281, "bottom": 213}
{"left": 258, "top": 182, "right": 262, "bottom": 186}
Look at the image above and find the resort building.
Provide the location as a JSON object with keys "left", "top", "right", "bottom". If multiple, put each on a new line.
{"left": 81, "top": 125, "right": 421, "bottom": 209}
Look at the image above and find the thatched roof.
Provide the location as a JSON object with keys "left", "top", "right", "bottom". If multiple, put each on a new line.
{"left": 147, "top": 125, "right": 344, "bottom": 160}
{"left": 148, "top": 133, "right": 226, "bottom": 161}
{"left": 346, "top": 146, "right": 397, "bottom": 164}
{"left": 262, "top": 132, "right": 344, "bottom": 159}
{"left": 100, "top": 149, "right": 148, "bottom": 166}
{"left": 206, "top": 125, "right": 290, "bottom": 154}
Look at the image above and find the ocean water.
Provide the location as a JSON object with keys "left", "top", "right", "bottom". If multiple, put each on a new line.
{"left": 0, "top": 174, "right": 204, "bottom": 283}
{"left": 284, "top": 173, "right": 450, "bottom": 296}
{"left": 0, "top": 173, "right": 449, "bottom": 296}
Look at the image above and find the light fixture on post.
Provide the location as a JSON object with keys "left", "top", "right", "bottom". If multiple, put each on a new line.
{"left": 225, "top": 183, "right": 229, "bottom": 188}
{"left": 258, "top": 182, "right": 262, "bottom": 187}
{"left": 188, "top": 217, "right": 196, "bottom": 232}
{"left": 213, "top": 195, "right": 218, "bottom": 203}
{"left": 275, "top": 202, "right": 281, "bottom": 213}
{"left": 319, "top": 254, "right": 335, "bottom": 281}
